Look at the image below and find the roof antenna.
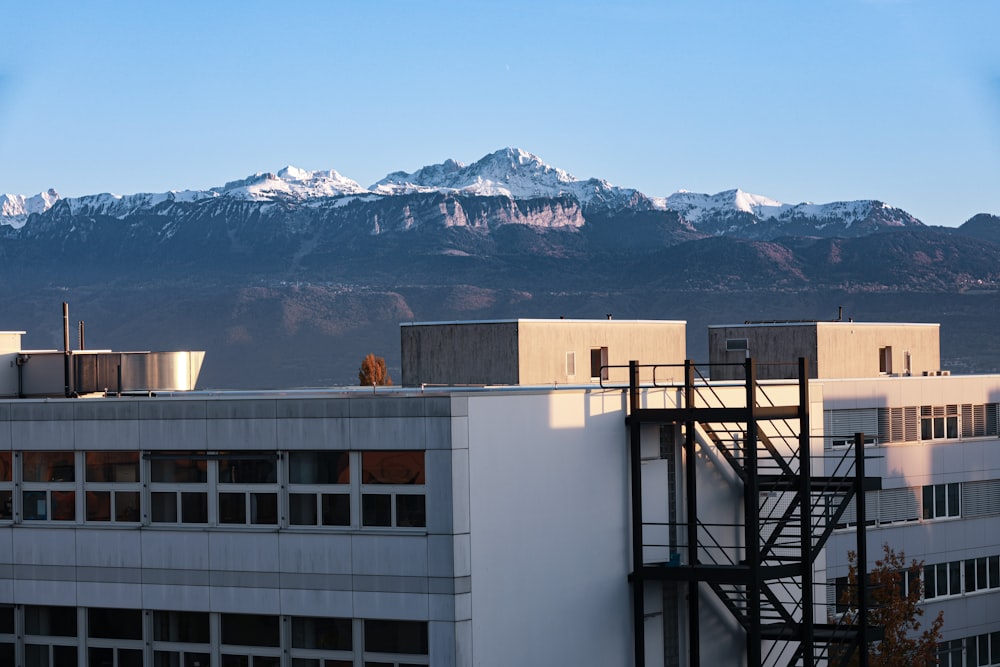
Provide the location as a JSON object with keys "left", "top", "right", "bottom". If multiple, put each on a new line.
{"left": 837, "top": 306, "right": 843, "bottom": 322}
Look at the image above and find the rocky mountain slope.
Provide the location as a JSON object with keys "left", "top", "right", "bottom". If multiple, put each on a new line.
{"left": 0, "top": 148, "right": 998, "bottom": 387}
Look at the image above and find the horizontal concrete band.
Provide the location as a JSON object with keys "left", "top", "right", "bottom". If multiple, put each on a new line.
{"left": 2, "top": 563, "right": 470, "bottom": 595}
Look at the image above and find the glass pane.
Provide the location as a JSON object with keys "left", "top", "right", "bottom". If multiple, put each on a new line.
{"left": 949, "top": 561, "right": 961, "bottom": 596}
{"left": 154, "top": 651, "right": 181, "bottom": 667}
{"left": 89, "top": 608, "right": 142, "bottom": 639}
{"left": 25, "top": 605, "right": 78, "bottom": 636}
{"left": 181, "top": 492, "right": 208, "bottom": 523}
{"left": 922, "top": 485, "right": 934, "bottom": 519}
{"left": 924, "top": 565, "right": 936, "bottom": 598}
{"left": 364, "top": 619, "right": 428, "bottom": 654}
{"left": 921, "top": 418, "right": 933, "bottom": 441}
{"left": 321, "top": 494, "right": 350, "bottom": 527}
{"left": 221, "top": 613, "right": 280, "bottom": 647}
{"left": 291, "top": 616, "right": 352, "bottom": 650}
{"left": 23, "top": 490, "right": 47, "bottom": 520}
{"left": 992, "top": 631, "right": 1000, "bottom": 663}
{"left": 362, "top": 451, "right": 425, "bottom": 484}
{"left": 25, "top": 644, "right": 46, "bottom": 667}
{"left": 151, "top": 492, "right": 178, "bottom": 523}
{"left": 289, "top": 451, "right": 350, "bottom": 484}
{"left": 154, "top": 611, "right": 210, "bottom": 643}
{"left": 967, "top": 559, "right": 977, "bottom": 593}
{"left": 980, "top": 636, "right": 990, "bottom": 666}
{"left": 51, "top": 491, "right": 75, "bottom": 521}
{"left": 89, "top": 647, "right": 114, "bottom": 666}
{"left": 947, "top": 483, "right": 960, "bottom": 516}
{"left": 0, "top": 644, "right": 12, "bottom": 667}
{"left": 362, "top": 494, "right": 391, "bottom": 527}
{"left": 186, "top": 653, "right": 211, "bottom": 667}
{"left": 250, "top": 493, "right": 278, "bottom": 524}
{"left": 946, "top": 416, "right": 958, "bottom": 438}
{"left": 222, "top": 657, "right": 249, "bottom": 667}
{"left": 978, "top": 557, "right": 988, "bottom": 592}
{"left": 936, "top": 564, "right": 948, "bottom": 596}
{"left": 256, "top": 658, "right": 280, "bottom": 667}
{"left": 396, "top": 494, "right": 426, "bottom": 527}
{"left": 935, "top": 485, "right": 947, "bottom": 518}
{"left": 292, "top": 660, "right": 320, "bottom": 667}
{"left": 23, "top": 451, "right": 75, "bottom": 482}
{"left": 933, "top": 417, "right": 944, "bottom": 439}
{"left": 119, "top": 649, "right": 143, "bottom": 667}
{"left": 87, "top": 491, "right": 112, "bottom": 521}
{"left": 219, "top": 493, "right": 247, "bottom": 524}
{"left": 115, "top": 491, "right": 141, "bottom": 522}
{"left": 0, "top": 605, "right": 12, "bottom": 633}
{"left": 0, "top": 452, "right": 11, "bottom": 481}
{"left": 0, "top": 491, "right": 11, "bottom": 520}
{"left": 218, "top": 453, "right": 277, "bottom": 484}
{"left": 86, "top": 451, "right": 139, "bottom": 482}
{"left": 151, "top": 454, "right": 207, "bottom": 483}
{"left": 990, "top": 556, "right": 1000, "bottom": 588}
{"left": 289, "top": 494, "right": 317, "bottom": 525}
{"left": 53, "top": 645, "right": 77, "bottom": 667}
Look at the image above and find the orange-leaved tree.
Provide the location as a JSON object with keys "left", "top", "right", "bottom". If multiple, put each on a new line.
{"left": 837, "top": 543, "right": 943, "bottom": 666}
{"left": 358, "top": 354, "right": 392, "bottom": 387}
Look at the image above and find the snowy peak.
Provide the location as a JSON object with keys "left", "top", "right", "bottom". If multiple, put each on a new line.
{"left": 371, "top": 147, "right": 649, "bottom": 210}
{"left": 665, "top": 189, "right": 923, "bottom": 237}
{"left": 213, "top": 166, "right": 366, "bottom": 200}
{"left": 0, "top": 189, "right": 60, "bottom": 228}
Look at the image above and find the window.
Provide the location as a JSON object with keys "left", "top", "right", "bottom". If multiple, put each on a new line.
{"left": 970, "top": 631, "right": 1000, "bottom": 667}
{"left": 24, "top": 605, "right": 78, "bottom": 667}
{"left": 879, "top": 346, "right": 892, "bottom": 374}
{"left": 217, "top": 451, "right": 279, "bottom": 525}
{"left": 21, "top": 451, "right": 76, "bottom": 521}
{"left": 924, "top": 561, "right": 962, "bottom": 599}
{"left": 923, "top": 483, "right": 960, "bottom": 520}
{"left": 921, "top": 405, "right": 959, "bottom": 440}
{"left": 0, "top": 605, "right": 13, "bottom": 666}
{"left": 153, "top": 611, "right": 210, "bottom": 667}
{"left": 149, "top": 452, "right": 208, "bottom": 524}
{"left": 361, "top": 452, "right": 425, "bottom": 528}
{"left": 85, "top": 451, "right": 141, "bottom": 523}
{"left": 565, "top": 351, "right": 576, "bottom": 377}
{"left": 221, "top": 613, "right": 281, "bottom": 667}
{"left": 0, "top": 453, "right": 11, "bottom": 520}
{"left": 363, "top": 620, "right": 429, "bottom": 666}
{"left": 289, "top": 451, "right": 350, "bottom": 527}
{"left": 291, "top": 616, "right": 353, "bottom": 667}
{"left": 726, "top": 338, "right": 748, "bottom": 352}
{"left": 965, "top": 556, "right": 1000, "bottom": 594}
{"left": 88, "top": 608, "right": 143, "bottom": 667}
{"left": 938, "top": 639, "right": 964, "bottom": 667}
{"left": 590, "top": 347, "right": 608, "bottom": 381}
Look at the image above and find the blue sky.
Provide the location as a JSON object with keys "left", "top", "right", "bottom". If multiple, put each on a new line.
{"left": 1, "top": 1, "right": 998, "bottom": 226}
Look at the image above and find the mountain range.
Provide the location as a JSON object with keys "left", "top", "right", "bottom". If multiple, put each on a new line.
{"left": 2, "top": 148, "right": 1000, "bottom": 388}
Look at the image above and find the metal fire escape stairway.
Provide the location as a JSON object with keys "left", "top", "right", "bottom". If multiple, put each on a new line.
{"left": 626, "top": 358, "right": 881, "bottom": 667}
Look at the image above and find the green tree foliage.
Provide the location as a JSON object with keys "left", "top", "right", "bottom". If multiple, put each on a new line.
{"left": 838, "top": 543, "right": 944, "bottom": 666}
{"left": 358, "top": 354, "right": 392, "bottom": 387}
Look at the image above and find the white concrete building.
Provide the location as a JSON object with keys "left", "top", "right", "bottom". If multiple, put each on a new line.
{"left": 0, "top": 318, "right": 994, "bottom": 666}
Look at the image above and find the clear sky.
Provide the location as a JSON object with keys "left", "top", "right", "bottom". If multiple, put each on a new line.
{"left": 1, "top": 1, "right": 998, "bottom": 227}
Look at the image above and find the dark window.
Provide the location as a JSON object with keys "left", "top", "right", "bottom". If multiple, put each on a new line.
{"left": 291, "top": 617, "right": 352, "bottom": 650}
{"left": 362, "top": 452, "right": 424, "bottom": 485}
{"left": 25, "top": 605, "right": 77, "bottom": 636}
{"left": 221, "top": 614, "right": 280, "bottom": 647}
{"left": 218, "top": 453, "right": 277, "bottom": 484}
{"left": 289, "top": 451, "right": 349, "bottom": 484}
{"left": 396, "top": 495, "right": 426, "bottom": 528}
{"left": 364, "top": 620, "right": 428, "bottom": 655}
{"left": 0, "top": 605, "right": 12, "bottom": 634}
{"left": 590, "top": 347, "right": 608, "bottom": 381}
{"left": 89, "top": 608, "right": 142, "bottom": 640}
{"left": 151, "top": 453, "right": 207, "bottom": 483}
{"left": 363, "top": 494, "right": 392, "bottom": 527}
{"left": 153, "top": 611, "right": 210, "bottom": 644}
{"left": 86, "top": 451, "right": 139, "bottom": 482}
{"left": 322, "top": 494, "right": 351, "bottom": 526}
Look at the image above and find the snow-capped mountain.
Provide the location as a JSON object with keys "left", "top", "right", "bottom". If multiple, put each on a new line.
{"left": 0, "top": 149, "right": 923, "bottom": 240}
{"left": 371, "top": 147, "right": 652, "bottom": 211}
{"left": 665, "top": 189, "right": 923, "bottom": 238}
{"left": 0, "top": 189, "right": 60, "bottom": 229}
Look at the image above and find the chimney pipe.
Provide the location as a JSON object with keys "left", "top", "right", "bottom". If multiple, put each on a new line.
{"left": 78, "top": 320, "right": 85, "bottom": 351}
{"left": 837, "top": 306, "right": 843, "bottom": 322}
{"left": 63, "top": 302, "right": 71, "bottom": 398}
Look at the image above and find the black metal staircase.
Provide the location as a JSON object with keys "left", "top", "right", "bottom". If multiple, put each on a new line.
{"left": 625, "top": 358, "right": 880, "bottom": 666}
